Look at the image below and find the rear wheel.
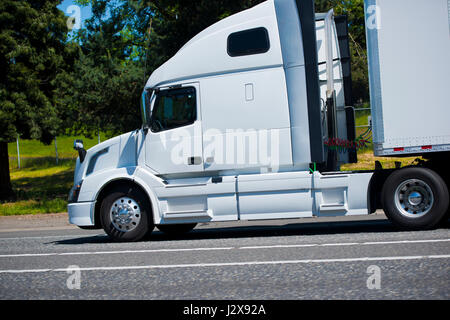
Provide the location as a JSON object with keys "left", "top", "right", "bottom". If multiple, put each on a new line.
{"left": 100, "top": 185, "right": 153, "bottom": 242}
{"left": 156, "top": 223, "right": 197, "bottom": 236}
{"left": 382, "top": 167, "right": 449, "bottom": 230}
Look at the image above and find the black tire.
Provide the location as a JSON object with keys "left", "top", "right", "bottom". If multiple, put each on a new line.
{"left": 78, "top": 225, "right": 100, "bottom": 230}
{"left": 100, "top": 185, "right": 153, "bottom": 242}
{"left": 156, "top": 223, "right": 197, "bottom": 236}
{"left": 382, "top": 167, "right": 449, "bottom": 230}
{"left": 440, "top": 200, "right": 450, "bottom": 227}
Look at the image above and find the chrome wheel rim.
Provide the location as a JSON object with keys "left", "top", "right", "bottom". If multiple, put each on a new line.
{"left": 394, "top": 179, "right": 434, "bottom": 218}
{"left": 109, "top": 197, "right": 141, "bottom": 232}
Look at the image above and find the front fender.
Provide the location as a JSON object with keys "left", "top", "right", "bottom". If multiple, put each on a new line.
{"left": 132, "top": 170, "right": 165, "bottom": 225}
{"left": 78, "top": 166, "right": 165, "bottom": 225}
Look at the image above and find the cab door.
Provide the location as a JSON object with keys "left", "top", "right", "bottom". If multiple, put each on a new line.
{"left": 145, "top": 83, "right": 203, "bottom": 175}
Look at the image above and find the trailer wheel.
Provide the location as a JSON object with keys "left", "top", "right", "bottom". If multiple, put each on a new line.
{"left": 382, "top": 167, "right": 449, "bottom": 230}
{"left": 157, "top": 223, "right": 197, "bottom": 236}
{"left": 100, "top": 185, "right": 153, "bottom": 242}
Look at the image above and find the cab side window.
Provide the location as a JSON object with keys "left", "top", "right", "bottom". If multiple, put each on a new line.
{"left": 227, "top": 27, "right": 270, "bottom": 57}
{"left": 151, "top": 87, "right": 196, "bottom": 132}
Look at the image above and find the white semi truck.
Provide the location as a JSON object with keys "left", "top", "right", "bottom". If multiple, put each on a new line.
{"left": 68, "top": 0, "right": 450, "bottom": 241}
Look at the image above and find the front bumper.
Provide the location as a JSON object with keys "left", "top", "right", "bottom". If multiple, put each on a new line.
{"left": 68, "top": 201, "right": 96, "bottom": 226}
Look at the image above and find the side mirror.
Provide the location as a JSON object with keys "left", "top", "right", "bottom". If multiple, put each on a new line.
{"left": 74, "top": 139, "right": 87, "bottom": 163}
{"left": 74, "top": 140, "right": 84, "bottom": 150}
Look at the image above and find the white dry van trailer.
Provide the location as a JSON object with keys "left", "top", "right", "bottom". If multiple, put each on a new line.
{"left": 68, "top": 0, "right": 450, "bottom": 241}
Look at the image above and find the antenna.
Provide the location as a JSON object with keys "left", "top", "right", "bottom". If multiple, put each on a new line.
{"left": 143, "top": 16, "right": 153, "bottom": 86}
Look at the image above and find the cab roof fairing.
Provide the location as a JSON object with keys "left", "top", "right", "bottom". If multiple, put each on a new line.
{"left": 144, "top": 0, "right": 287, "bottom": 90}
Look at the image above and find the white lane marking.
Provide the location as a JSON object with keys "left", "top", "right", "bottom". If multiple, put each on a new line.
{"left": 239, "top": 238, "right": 450, "bottom": 250}
{"left": 0, "top": 238, "right": 449, "bottom": 258}
{"left": 0, "top": 226, "right": 78, "bottom": 233}
{"left": 361, "top": 239, "right": 450, "bottom": 245}
{"left": 0, "top": 247, "right": 234, "bottom": 258}
{"left": 0, "top": 254, "right": 449, "bottom": 274}
{"left": 0, "top": 234, "right": 104, "bottom": 241}
{"left": 60, "top": 247, "right": 234, "bottom": 255}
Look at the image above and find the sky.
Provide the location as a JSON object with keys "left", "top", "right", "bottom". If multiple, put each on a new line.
{"left": 57, "top": 0, "right": 93, "bottom": 35}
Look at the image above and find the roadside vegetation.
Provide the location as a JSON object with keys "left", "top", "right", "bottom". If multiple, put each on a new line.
{"left": 1, "top": 135, "right": 103, "bottom": 216}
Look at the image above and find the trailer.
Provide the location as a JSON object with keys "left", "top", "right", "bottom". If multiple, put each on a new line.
{"left": 365, "top": 0, "right": 450, "bottom": 156}
{"left": 68, "top": 0, "right": 450, "bottom": 241}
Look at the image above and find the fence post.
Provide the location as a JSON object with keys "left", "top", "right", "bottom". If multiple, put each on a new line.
{"left": 54, "top": 136, "right": 59, "bottom": 165}
{"left": 16, "top": 135, "right": 20, "bottom": 169}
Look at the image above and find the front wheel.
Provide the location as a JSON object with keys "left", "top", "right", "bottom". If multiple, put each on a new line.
{"left": 100, "top": 186, "right": 153, "bottom": 242}
{"left": 382, "top": 167, "right": 449, "bottom": 230}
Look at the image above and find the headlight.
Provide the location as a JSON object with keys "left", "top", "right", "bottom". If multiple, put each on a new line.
{"left": 68, "top": 181, "right": 83, "bottom": 203}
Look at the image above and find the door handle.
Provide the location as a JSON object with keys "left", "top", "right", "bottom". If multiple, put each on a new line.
{"left": 187, "top": 156, "right": 202, "bottom": 165}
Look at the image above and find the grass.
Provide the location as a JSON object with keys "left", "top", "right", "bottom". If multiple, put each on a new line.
{"left": 8, "top": 133, "right": 107, "bottom": 162}
{"left": 0, "top": 199, "right": 67, "bottom": 216}
{"left": 1, "top": 134, "right": 105, "bottom": 216}
{"left": 0, "top": 112, "right": 419, "bottom": 215}
{"left": 341, "top": 150, "right": 419, "bottom": 171}
{"left": 1, "top": 157, "right": 74, "bottom": 216}
{"left": 10, "top": 158, "right": 75, "bottom": 199}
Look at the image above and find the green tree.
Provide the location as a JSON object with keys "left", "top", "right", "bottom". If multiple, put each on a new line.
{"left": 59, "top": 1, "right": 151, "bottom": 137}
{"left": 0, "top": 0, "right": 71, "bottom": 200}
{"left": 63, "top": 0, "right": 263, "bottom": 138}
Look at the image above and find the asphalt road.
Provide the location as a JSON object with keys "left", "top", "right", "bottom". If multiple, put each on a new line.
{"left": 0, "top": 213, "right": 449, "bottom": 300}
